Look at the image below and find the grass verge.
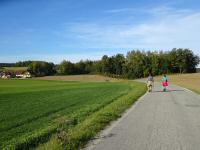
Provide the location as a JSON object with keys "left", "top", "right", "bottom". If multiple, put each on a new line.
{"left": 37, "top": 81, "right": 146, "bottom": 150}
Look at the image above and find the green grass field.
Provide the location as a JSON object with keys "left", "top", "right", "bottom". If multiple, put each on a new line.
{"left": 0, "top": 79, "right": 146, "bottom": 149}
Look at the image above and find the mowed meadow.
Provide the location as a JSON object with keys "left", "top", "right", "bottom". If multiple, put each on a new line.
{"left": 0, "top": 78, "right": 146, "bottom": 149}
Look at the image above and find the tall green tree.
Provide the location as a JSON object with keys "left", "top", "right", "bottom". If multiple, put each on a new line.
{"left": 101, "top": 55, "right": 111, "bottom": 74}
{"left": 126, "top": 50, "right": 147, "bottom": 78}
{"left": 16, "top": 61, "right": 33, "bottom": 67}
{"left": 112, "top": 54, "right": 125, "bottom": 75}
{"left": 57, "top": 60, "right": 75, "bottom": 75}
{"left": 169, "top": 48, "right": 200, "bottom": 73}
{"left": 28, "top": 48, "right": 200, "bottom": 78}
{"left": 28, "top": 61, "right": 55, "bottom": 77}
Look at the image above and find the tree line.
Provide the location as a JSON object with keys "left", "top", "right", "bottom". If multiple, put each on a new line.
{"left": 0, "top": 63, "right": 16, "bottom": 67}
{"left": 9, "top": 48, "right": 200, "bottom": 78}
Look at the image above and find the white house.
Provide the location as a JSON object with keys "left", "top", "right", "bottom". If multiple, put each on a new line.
{"left": 16, "top": 71, "right": 31, "bottom": 78}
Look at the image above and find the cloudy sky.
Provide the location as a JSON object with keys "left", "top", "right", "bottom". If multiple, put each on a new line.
{"left": 0, "top": 0, "right": 200, "bottom": 63}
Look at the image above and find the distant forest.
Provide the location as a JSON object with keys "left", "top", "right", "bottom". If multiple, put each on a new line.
{"left": 1, "top": 48, "right": 200, "bottom": 79}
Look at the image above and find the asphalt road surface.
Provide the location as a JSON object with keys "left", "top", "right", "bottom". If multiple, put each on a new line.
{"left": 85, "top": 83, "right": 200, "bottom": 150}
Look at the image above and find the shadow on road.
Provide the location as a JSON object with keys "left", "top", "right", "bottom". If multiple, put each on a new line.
{"left": 152, "top": 89, "right": 184, "bottom": 93}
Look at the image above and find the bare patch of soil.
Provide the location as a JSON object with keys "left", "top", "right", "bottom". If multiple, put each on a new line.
{"left": 34, "top": 75, "right": 120, "bottom": 82}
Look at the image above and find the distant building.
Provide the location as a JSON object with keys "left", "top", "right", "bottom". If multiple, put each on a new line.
{"left": 23, "top": 71, "right": 31, "bottom": 78}
{"left": 1, "top": 71, "right": 31, "bottom": 79}
{"left": 1, "top": 73, "right": 11, "bottom": 79}
{"left": 0, "top": 72, "right": 3, "bottom": 77}
{"left": 16, "top": 71, "right": 31, "bottom": 78}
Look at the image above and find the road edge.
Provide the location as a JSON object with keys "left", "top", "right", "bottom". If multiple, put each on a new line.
{"left": 83, "top": 92, "right": 148, "bottom": 150}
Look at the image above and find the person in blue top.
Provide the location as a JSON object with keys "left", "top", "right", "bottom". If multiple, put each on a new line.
{"left": 162, "top": 74, "right": 168, "bottom": 92}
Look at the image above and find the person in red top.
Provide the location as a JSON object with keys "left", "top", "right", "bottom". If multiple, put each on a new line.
{"left": 162, "top": 74, "right": 168, "bottom": 92}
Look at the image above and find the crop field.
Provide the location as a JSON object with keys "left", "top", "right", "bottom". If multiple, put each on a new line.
{"left": 35, "top": 75, "right": 119, "bottom": 82}
{"left": 2, "top": 67, "right": 28, "bottom": 71}
{"left": 0, "top": 78, "right": 146, "bottom": 149}
{"left": 155, "top": 73, "right": 200, "bottom": 94}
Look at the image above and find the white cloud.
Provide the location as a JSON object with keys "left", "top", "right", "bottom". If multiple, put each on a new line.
{"left": 104, "top": 5, "right": 193, "bottom": 17}
{"left": 0, "top": 52, "right": 115, "bottom": 64}
{"left": 6, "top": 6, "right": 199, "bottom": 64}
{"left": 63, "top": 6, "right": 200, "bottom": 55}
{"left": 104, "top": 8, "right": 137, "bottom": 13}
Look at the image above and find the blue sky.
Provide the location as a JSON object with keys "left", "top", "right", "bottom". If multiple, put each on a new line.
{"left": 0, "top": 0, "right": 200, "bottom": 63}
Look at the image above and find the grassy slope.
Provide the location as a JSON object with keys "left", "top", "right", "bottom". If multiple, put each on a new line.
{"left": 37, "top": 81, "right": 146, "bottom": 150}
{"left": 155, "top": 73, "right": 200, "bottom": 94}
{"left": 0, "top": 79, "right": 145, "bottom": 149}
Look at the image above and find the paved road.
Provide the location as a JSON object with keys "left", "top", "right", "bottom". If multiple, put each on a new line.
{"left": 85, "top": 83, "right": 200, "bottom": 150}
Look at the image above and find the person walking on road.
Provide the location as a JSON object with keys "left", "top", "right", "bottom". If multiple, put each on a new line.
{"left": 162, "top": 74, "right": 168, "bottom": 92}
{"left": 147, "top": 73, "right": 154, "bottom": 92}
